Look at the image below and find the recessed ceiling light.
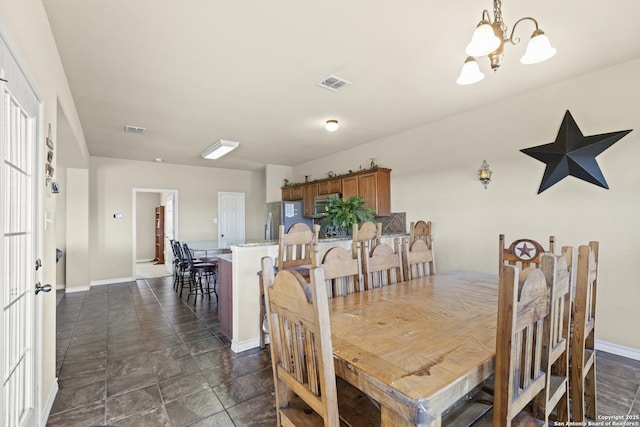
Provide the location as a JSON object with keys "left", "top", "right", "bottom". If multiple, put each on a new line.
{"left": 325, "top": 120, "right": 339, "bottom": 132}
{"left": 154, "top": 157, "right": 163, "bottom": 162}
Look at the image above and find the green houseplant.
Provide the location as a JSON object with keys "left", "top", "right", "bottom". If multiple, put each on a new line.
{"left": 324, "top": 195, "right": 375, "bottom": 237}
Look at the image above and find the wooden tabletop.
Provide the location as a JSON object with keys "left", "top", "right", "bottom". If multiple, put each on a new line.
{"left": 329, "top": 270, "right": 499, "bottom": 426}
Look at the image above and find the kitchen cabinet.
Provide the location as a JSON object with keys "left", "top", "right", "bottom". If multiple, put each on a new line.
{"left": 358, "top": 169, "right": 391, "bottom": 216}
{"left": 341, "top": 169, "right": 391, "bottom": 216}
{"left": 303, "top": 183, "right": 318, "bottom": 218}
{"left": 154, "top": 206, "right": 165, "bottom": 263}
{"left": 317, "top": 178, "right": 342, "bottom": 195}
{"left": 282, "top": 185, "right": 303, "bottom": 201}
{"left": 341, "top": 176, "right": 358, "bottom": 201}
{"left": 281, "top": 168, "right": 391, "bottom": 216}
{"left": 218, "top": 257, "right": 232, "bottom": 339}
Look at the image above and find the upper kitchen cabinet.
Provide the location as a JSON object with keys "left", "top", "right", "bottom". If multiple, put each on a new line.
{"left": 317, "top": 178, "right": 342, "bottom": 195}
{"left": 357, "top": 168, "right": 391, "bottom": 216}
{"left": 303, "top": 183, "right": 318, "bottom": 218}
{"left": 282, "top": 168, "right": 391, "bottom": 216}
{"left": 341, "top": 168, "right": 391, "bottom": 216}
{"left": 282, "top": 184, "right": 304, "bottom": 201}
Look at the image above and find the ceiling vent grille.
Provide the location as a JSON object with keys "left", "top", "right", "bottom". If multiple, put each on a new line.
{"left": 124, "top": 125, "right": 146, "bottom": 134}
{"left": 317, "top": 74, "right": 352, "bottom": 92}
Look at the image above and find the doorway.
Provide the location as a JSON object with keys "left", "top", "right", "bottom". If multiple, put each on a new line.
{"left": 132, "top": 188, "right": 178, "bottom": 279}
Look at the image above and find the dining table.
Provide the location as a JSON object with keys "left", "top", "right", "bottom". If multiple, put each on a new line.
{"left": 328, "top": 270, "right": 499, "bottom": 426}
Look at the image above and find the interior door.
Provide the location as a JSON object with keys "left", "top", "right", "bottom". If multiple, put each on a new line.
{"left": 0, "top": 65, "right": 39, "bottom": 426}
{"left": 218, "top": 192, "right": 245, "bottom": 242}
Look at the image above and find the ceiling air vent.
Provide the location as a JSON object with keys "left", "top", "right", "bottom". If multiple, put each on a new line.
{"left": 317, "top": 74, "right": 352, "bottom": 92}
{"left": 124, "top": 125, "right": 146, "bottom": 135}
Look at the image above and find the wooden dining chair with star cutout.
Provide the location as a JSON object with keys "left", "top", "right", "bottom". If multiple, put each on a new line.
{"left": 499, "top": 234, "right": 556, "bottom": 272}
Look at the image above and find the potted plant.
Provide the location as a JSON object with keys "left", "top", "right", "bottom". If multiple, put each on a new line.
{"left": 323, "top": 195, "right": 375, "bottom": 238}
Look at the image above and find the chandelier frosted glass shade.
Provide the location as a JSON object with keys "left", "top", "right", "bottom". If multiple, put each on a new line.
{"left": 456, "top": 57, "right": 485, "bottom": 85}
{"left": 520, "top": 30, "right": 557, "bottom": 64}
{"left": 465, "top": 21, "right": 501, "bottom": 57}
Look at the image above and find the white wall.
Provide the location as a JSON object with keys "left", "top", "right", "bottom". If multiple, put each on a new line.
{"left": 89, "top": 156, "right": 266, "bottom": 281}
{"left": 293, "top": 58, "right": 640, "bottom": 350}
{"left": 265, "top": 164, "right": 292, "bottom": 203}
{"left": 66, "top": 168, "right": 90, "bottom": 290}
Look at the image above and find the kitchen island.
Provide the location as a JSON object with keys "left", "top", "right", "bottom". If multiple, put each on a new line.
{"left": 221, "top": 234, "right": 406, "bottom": 353}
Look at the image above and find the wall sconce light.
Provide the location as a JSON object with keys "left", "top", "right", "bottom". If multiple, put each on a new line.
{"left": 478, "top": 160, "right": 493, "bottom": 189}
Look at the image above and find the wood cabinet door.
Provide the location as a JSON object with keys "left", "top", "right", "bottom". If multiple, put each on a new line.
{"left": 303, "top": 183, "right": 318, "bottom": 217}
{"left": 290, "top": 185, "right": 304, "bottom": 200}
{"left": 341, "top": 176, "right": 358, "bottom": 200}
{"left": 318, "top": 179, "right": 342, "bottom": 195}
{"left": 357, "top": 173, "right": 377, "bottom": 213}
{"left": 281, "top": 187, "right": 292, "bottom": 201}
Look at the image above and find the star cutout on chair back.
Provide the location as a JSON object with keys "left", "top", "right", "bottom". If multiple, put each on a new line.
{"left": 521, "top": 110, "right": 632, "bottom": 194}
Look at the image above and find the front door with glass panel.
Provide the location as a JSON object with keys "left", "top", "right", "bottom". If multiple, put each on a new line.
{"left": 0, "top": 42, "right": 40, "bottom": 427}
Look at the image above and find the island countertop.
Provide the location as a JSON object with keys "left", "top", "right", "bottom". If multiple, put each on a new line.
{"left": 188, "top": 233, "right": 408, "bottom": 251}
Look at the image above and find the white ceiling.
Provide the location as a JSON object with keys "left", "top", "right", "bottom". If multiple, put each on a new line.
{"left": 43, "top": 0, "right": 640, "bottom": 171}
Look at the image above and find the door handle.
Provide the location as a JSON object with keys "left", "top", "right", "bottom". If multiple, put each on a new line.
{"left": 35, "top": 282, "right": 52, "bottom": 295}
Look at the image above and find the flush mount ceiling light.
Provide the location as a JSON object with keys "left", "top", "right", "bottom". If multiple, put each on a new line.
{"left": 457, "top": 0, "right": 556, "bottom": 85}
{"left": 325, "top": 120, "right": 339, "bottom": 132}
{"left": 201, "top": 139, "right": 240, "bottom": 159}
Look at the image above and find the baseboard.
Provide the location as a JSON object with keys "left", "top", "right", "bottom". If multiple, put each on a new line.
{"left": 90, "top": 277, "right": 134, "bottom": 287}
{"left": 231, "top": 337, "right": 262, "bottom": 354}
{"left": 41, "top": 378, "right": 58, "bottom": 425}
{"left": 64, "top": 285, "right": 90, "bottom": 293}
{"left": 596, "top": 339, "right": 640, "bottom": 361}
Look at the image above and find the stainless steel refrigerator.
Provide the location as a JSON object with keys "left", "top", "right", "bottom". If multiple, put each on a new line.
{"left": 265, "top": 200, "right": 313, "bottom": 240}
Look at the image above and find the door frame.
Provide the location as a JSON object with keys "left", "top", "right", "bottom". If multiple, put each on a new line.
{"left": 0, "top": 18, "right": 45, "bottom": 426}
{"left": 131, "top": 188, "right": 178, "bottom": 278}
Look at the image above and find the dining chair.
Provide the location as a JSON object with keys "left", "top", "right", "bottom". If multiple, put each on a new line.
{"left": 401, "top": 236, "right": 435, "bottom": 280}
{"left": 351, "top": 221, "right": 382, "bottom": 259}
{"left": 571, "top": 241, "right": 599, "bottom": 422}
{"left": 260, "top": 222, "right": 320, "bottom": 348}
{"left": 260, "top": 257, "right": 380, "bottom": 426}
{"left": 362, "top": 240, "right": 403, "bottom": 290}
{"left": 409, "top": 220, "right": 432, "bottom": 246}
{"left": 532, "top": 249, "right": 573, "bottom": 423}
{"left": 319, "top": 246, "right": 363, "bottom": 298}
{"left": 491, "top": 263, "right": 554, "bottom": 426}
{"left": 277, "top": 222, "right": 320, "bottom": 276}
{"left": 182, "top": 242, "right": 217, "bottom": 303}
{"left": 499, "top": 234, "right": 556, "bottom": 271}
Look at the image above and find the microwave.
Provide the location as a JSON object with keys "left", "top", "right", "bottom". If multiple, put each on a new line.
{"left": 313, "top": 193, "right": 341, "bottom": 218}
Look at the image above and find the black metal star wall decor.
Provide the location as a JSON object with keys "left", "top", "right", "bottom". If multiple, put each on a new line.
{"left": 521, "top": 110, "right": 632, "bottom": 194}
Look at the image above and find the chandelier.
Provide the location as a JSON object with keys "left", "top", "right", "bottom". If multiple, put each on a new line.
{"left": 457, "top": 0, "right": 557, "bottom": 85}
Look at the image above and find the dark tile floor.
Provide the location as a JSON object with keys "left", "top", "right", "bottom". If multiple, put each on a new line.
{"left": 49, "top": 276, "right": 276, "bottom": 426}
{"left": 50, "top": 276, "right": 640, "bottom": 426}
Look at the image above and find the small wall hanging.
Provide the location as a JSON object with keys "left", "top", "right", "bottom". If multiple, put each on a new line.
{"left": 520, "top": 110, "right": 632, "bottom": 194}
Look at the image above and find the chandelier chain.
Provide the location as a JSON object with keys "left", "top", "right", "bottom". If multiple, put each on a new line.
{"left": 493, "top": 0, "right": 508, "bottom": 40}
